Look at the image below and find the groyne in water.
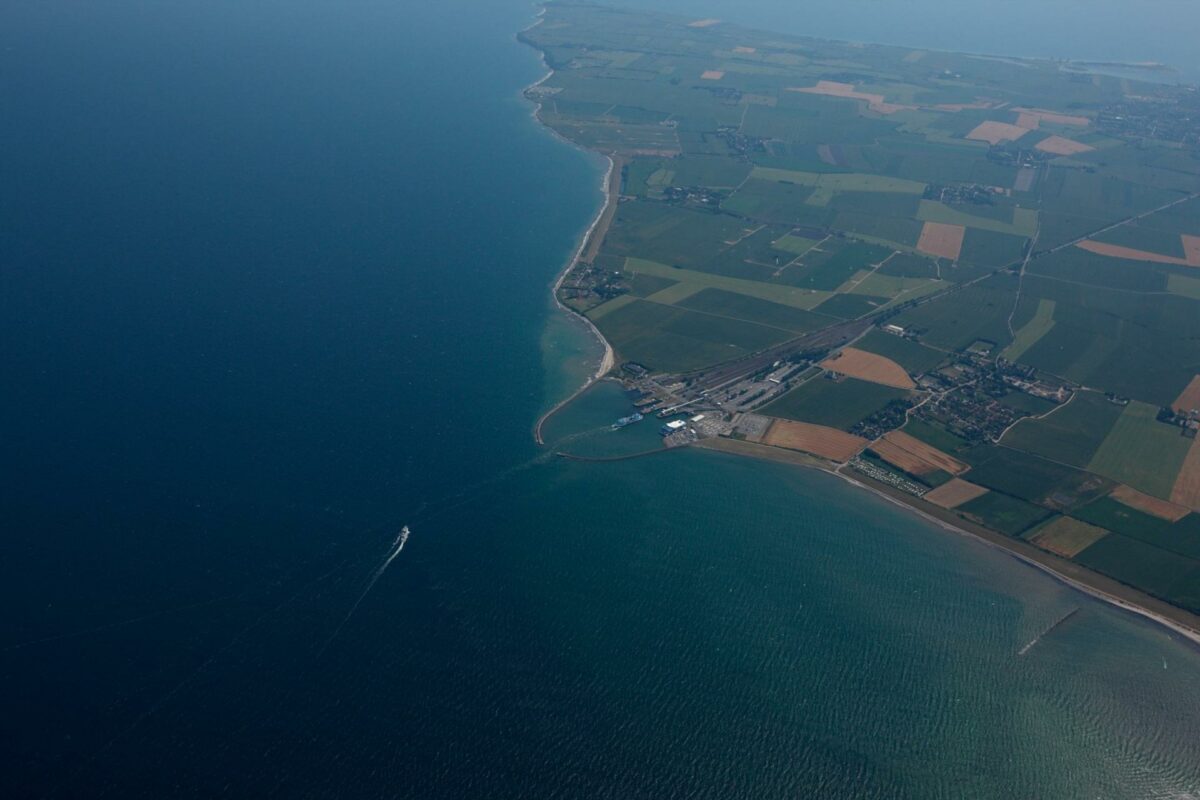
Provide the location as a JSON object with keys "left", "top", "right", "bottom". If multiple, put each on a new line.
{"left": 1019, "top": 607, "right": 1080, "bottom": 656}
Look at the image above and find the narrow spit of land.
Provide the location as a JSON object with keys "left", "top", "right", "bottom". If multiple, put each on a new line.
{"left": 532, "top": 153, "right": 622, "bottom": 446}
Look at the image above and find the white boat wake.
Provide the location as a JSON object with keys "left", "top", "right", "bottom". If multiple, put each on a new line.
{"left": 318, "top": 526, "right": 410, "bottom": 657}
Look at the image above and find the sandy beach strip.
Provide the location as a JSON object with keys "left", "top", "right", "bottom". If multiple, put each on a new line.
{"left": 532, "top": 151, "right": 619, "bottom": 444}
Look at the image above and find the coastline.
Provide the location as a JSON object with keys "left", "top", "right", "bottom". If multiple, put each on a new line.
{"left": 696, "top": 438, "right": 1200, "bottom": 649}
{"left": 520, "top": 14, "right": 617, "bottom": 445}
{"left": 517, "top": 11, "right": 1200, "bottom": 649}
{"left": 530, "top": 151, "right": 617, "bottom": 445}
{"left": 843, "top": 472, "right": 1200, "bottom": 650}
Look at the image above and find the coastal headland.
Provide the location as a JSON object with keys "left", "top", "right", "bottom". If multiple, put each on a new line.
{"left": 520, "top": 3, "right": 1200, "bottom": 644}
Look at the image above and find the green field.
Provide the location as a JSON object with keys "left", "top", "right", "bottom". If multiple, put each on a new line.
{"left": 1029, "top": 247, "right": 1168, "bottom": 293}
{"left": 627, "top": 273, "right": 678, "bottom": 297}
{"left": 958, "top": 228, "right": 1028, "bottom": 267}
{"left": 787, "top": 241, "right": 892, "bottom": 292}
{"left": 587, "top": 294, "right": 639, "bottom": 320}
{"left": 1012, "top": 277, "right": 1200, "bottom": 405}
{"left": 902, "top": 418, "right": 972, "bottom": 454}
{"left": 1001, "top": 298, "right": 1055, "bottom": 362}
{"left": 1001, "top": 391, "right": 1123, "bottom": 468}
{"left": 831, "top": 210, "right": 924, "bottom": 249}
{"left": 603, "top": 202, "right": 750, "bottom": 269}
{"left": 999, "top": 391, "right": 1057, "bottom": 416}
{"left": 1167, "top": 273, "right": 1200, "bottom": 300}
{"left": 662, "top": 156, "right": 752, "bottom": 190}
{"left": 723, "top": 179, "right": 828, "bottom": 225}
{"left": 963, "top": 447, "right": 1112, "bottom": 509}
{"left": 850, "top": 274, "right": 947, "bottom": 306}
{"left": 677, "top": 288, "right": 835, "bottom": 333}
{"left": 750, "top": 167, "right": 926, "bottom": 194}
{"left": 1073, "top": 498, "right": 1200, "bottom": 561}
{"left": 773, "top": 233, "right": 821, "bottom": 256}
{"left": 814, "top": 293, "right": 890, "bottom": 319}
{"left": 1086, "top": 401, "right": 1193, "bottom": 499}
{"left": 589, "top": 298, "right": 793, "bottom": 372}
{"left": 1092, "top": 222, "right": 1187, "bottom": 258}
{"left": 640, "top": 281, "right": 707, "bottom": 305}
{"left": 623, "top": 258, "right": 832, "bottom": 310}
{"left": 763, "top": 377, "right": 910, "bottom": 430}
{"left": 1075, "top": 534, "right": 1200, "bottom": 613}
{"left": 958, "top": 491, "right": 1053, "bottom": 536}
{"left": 892, "top": 274, "right": 1017, "bottom": 351}
{"left": 917, "top": 200, "right": 1038, "bottom": 237}
{"left": 853, "top": 329, "right": 946, "bottom": 373}
{"left": 878, "top": 252, "right": 939, "bottom": 279}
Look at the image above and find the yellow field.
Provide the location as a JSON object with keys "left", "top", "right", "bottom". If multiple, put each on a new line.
{"left": 1171, "top": 375, "right": 1200, "bottom": 414}
{"left": 923, "top": 479, "right": 989, "bottom": 509}
{"left": 820, "top": 348, "right": 915, "bottom": 389}
{"left": 1171, "top": 437, "right": 1200, "bottom": 511}
{"left": 1110, "top": 484, "right": 1190, "bottom": 522}
{"left": 1030, "top": 517, "right": 1109, "bottom": 558}
{"left": 916, "top": 221, "right": 965, "bottom": 260}
{"left": 1035, "top": 135, "right": 1094, "bottom": 156}
{"left": 966, "top": 121, "right": 1028, "bottom": 145}
{"left": 763, "top": 419, "right": 868, "bottom": 462}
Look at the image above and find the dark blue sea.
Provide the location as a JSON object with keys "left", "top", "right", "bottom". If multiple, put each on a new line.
{"left": 3, "top": 2, "right": 1200, "bottom": 798}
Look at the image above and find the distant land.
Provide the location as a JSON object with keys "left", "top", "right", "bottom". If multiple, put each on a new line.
{"left": 522, "top": 2, "right": 1200, "bottom": 641}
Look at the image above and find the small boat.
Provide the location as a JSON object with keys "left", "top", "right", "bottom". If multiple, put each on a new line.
{"left": 612, "top": 412, "right": 644, "bottom": 429}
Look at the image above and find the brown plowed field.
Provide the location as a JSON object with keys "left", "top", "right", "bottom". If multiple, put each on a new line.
{"left": 820, "top": 347, "right": 915, "bottom": 389}
{"left": 871, "top": 438, "right": 936, "bottom": 474}
{"left": 1015, "top": 112, "right": 1041, "bottom": 130}
{"left": 688, "top": 18, "right": 720, "bottom": 27}
{"left": 1076, "top": 239, "right": 1190, "bottom": 266}
{"left": 791, "top": 80, "right": 883, "bottom": 104}
{"left": 1183, "top": 235, "right": 1200, "bottom": 265}
{"left": 917, "top": 221, "right": 966, "bottom": 260}
{"left": 1170, "top": 438, "right": 1200, "bottom": 511}
{"left": 883, "top": 430, "right": 968, "bottom": 474}
{"left": 923, "top": 479, "right": 989, "bottom": 509}
{"left": 733, "top": 46, "right": 756, "bottom": 53}
{"left": 763, "top": 419, "right": 867, "bottom": 462}
{"left": 787, "top": 81, "right": 910, "bottom": 114}
{"left": 1172, "top": 375, "right": 1200, "bottom": 414}
{"left": 871, "top": 431, "right": 966, "bottom": 476}
{"left": 1013, "top": 107, "right": 1090, "bottom": 127}
{"left": 1034, "top": 135, "right": 1093, "bottom": 156}
{"left": 965, "top": 121, "right": 1028, "bottom": 144}
{"left": 1031, "top": 517, "right": 1109, "bottom": 558}
{"left": 1111, "top": 484, "right": 1191, "bottom": 522}
{"left": 700, "top": 70, "right": 725, "bottom": 80}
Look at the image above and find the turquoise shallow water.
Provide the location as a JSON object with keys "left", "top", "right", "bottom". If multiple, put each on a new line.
{"left": 2, "top": 0, "right": 1199, "bottom": 797}
{"left": 332, "top": 439, "right": 1200, "bottom": 798}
